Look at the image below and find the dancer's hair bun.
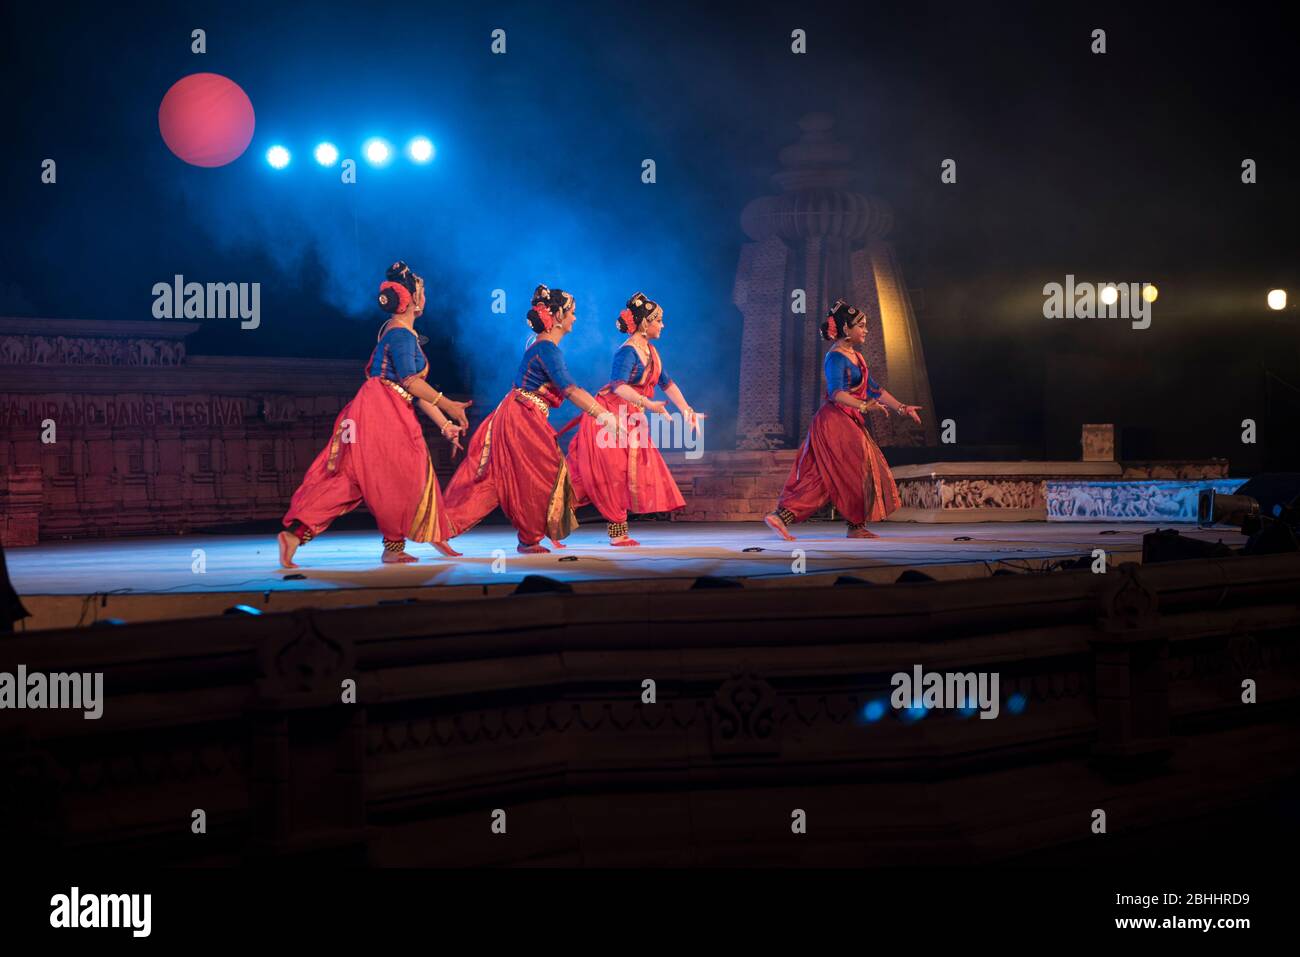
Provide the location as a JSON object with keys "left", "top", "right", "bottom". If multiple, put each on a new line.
{"left": 378, "top": 260, "right": 421, "bottom": 314}
{"left": 618, "top": 291, "right": 661, "bottom": 333}
{"left": 386, "top": 260, "right": 419, "bottom": 295}
{"left": 378, "top": 285, "right": 406, "bottom": 313}
{"left": 821, "top": 298, "right": 865, "bottom": 340}
{"left": 526, "top": 284, "right": 574, "bottom": 333}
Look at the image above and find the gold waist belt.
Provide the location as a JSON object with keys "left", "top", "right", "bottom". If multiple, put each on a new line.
{"left": 514, "top": 388, "right": 550, "bottom": 417}
{"left": 381, "top": 378, "right": 415, "bottom": 404}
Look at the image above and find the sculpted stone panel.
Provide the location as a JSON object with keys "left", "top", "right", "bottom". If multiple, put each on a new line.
{"left": 1046, "top": 479, "right": 1245, "bottom": 521}
{"left": 0, "top": 335, "right": 185, "bottom": 367}
{"left": 898, "top": 478, "right": 942, "bottom": 510}
{"left": 940, "top": 479, "right": 1042, "bottom": 510}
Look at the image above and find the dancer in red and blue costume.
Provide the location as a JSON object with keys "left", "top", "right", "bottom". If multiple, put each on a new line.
{"left": 278, "top": 261, "right": 470, "bottom": 567}
{"left": 443, "top": 284, "right": 617, "bottom": 553}
{"left": 566, "top": 292, "right": 702, "bottom": 546}
{"left": 765, "top": 299, "right": 922, "bottom": 540}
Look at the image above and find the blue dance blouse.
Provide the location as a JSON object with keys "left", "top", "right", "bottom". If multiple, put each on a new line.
{"left": 515, "top": 340, "right": 577, "bottom": 394}
{"left": 610, "top": 345, "right": 672, "bottom": 389}
{"left": 368, "top": 326, "right": 428, "bottom": 381}
{"left": 825, "top": 350, "right": 882, "bottom": 400}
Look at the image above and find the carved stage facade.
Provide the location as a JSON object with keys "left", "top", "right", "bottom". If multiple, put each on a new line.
{"left": 3, "top": 553, "right": 1296, "bottom": 864}
{"left": 0, "top": 318, "right": 458, "bottom": 545}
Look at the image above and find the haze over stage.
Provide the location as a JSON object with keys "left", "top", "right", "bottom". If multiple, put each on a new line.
{"left": 8, "top": 521, "right": 1247, "bottom": 630}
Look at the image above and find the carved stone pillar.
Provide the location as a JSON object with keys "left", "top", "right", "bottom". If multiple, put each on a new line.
{"left": 734, "top": 113, "right": 937, "bottom": 449}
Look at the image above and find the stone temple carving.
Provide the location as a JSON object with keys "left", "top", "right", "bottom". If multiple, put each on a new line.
{"left": 0, "top": 334, "right": 185, "bottom": 366}
{"left": 733, "top": 113, "right": 937, "bottom": 450}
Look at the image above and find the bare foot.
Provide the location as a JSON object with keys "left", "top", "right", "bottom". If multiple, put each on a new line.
{"left": 847, "top": 526, "right": 879, "bottom": 539}
{"left": 549, "top": 538, "right": 567, "bottom": 549}
{"left": 278, "top": 530, "right": 301, "bottom": 568}
{"left": 610, "top": 536, "right": 641, "bottom": 547}
{"left": 764, "top": 513, "right": 795, "bottom": 542}
{"left": 432, "top": 541, "right": 462, "bottom": 557}
{"left": 382, "top": 550, "right": 419, "bottom": 563}
{"left": 517, "top": 542, "right": 550, "bottom": 554}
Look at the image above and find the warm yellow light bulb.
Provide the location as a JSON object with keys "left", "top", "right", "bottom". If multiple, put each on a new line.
{"left": 1267, "top": 289, "right": 1287, "bottom": 310}
{"left": 1142, "top": 284, "right": 1158, "bottom": 303}
{"left": 1100, "top": 284, "right": 1119, "bottom": 306}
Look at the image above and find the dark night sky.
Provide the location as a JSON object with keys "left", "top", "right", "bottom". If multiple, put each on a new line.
{"left": 2, "top": 0, "right": 1297, "bottom": 462}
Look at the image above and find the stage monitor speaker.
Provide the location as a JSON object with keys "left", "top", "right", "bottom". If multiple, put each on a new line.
{"left": 1242, "top": 522, "right": 1300, "bottom": 555}
{"left": 513, "top": 575, "right": 573, "bottom": 595}
{"left": 1142, "top": 528, "right": 1235, "bottom": 564}
{"left": 834, "top": 575, "right": 874, "bottom": 587}
{"left": 895, "top": 569, "right": 936, "bottom": 583}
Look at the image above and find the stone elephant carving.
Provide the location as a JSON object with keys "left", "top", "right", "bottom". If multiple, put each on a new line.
{"left": 130, "top": 340, "right": 159, "bottom": 365}
{"left": 0, "top": 336, "right": 26, "bottom": 363}
{"left": 1070, "top": 491, "right": 1102, "bottom": 517}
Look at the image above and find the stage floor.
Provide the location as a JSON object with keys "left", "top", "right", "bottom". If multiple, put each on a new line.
{"left": 7, "top": 520, "right": 1247, "bottom": 631}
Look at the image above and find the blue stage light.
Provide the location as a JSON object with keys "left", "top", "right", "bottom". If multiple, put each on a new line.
{"left": 265, "top": 145, "right": 291, "bottom": 169}
{"left": 863, "top": 699, "right": 887, "bottom": 723}
{"left": 1006, "top": 692, "right": 1027, "bottom": 715}
{"left": 363, "top": 138, "right": 393, "bottom": 166}
{"left": 314, "top": 142, "right": 339, "bottom": 167}
{"left": 407, "top": 136, "right": 435, "bottom": 163}
{"left": 901, "top": 704, "right": 927, "bottom": 722}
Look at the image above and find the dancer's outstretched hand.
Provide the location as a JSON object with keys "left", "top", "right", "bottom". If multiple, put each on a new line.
{"left": 442, "top": 398, "right": 471, "bottom": 430}
{"left": 441, "top": 422, "right": 465, "bottom": 456}
{"left": 643, "top": 399, "right": 668, "bottom": 415}
{"left": 899, "top": 404, "right": 923, "bottom": 425}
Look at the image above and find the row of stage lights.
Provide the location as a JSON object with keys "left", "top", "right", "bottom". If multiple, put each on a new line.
{"left": 254, "top": 146, "right": 1295, "bottom": 314}
{"left": 264, "top": 136, "right": 436, "bottom": 170}
{"left": 1096, "top": 284, "right": 1289, "bottom": 310}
